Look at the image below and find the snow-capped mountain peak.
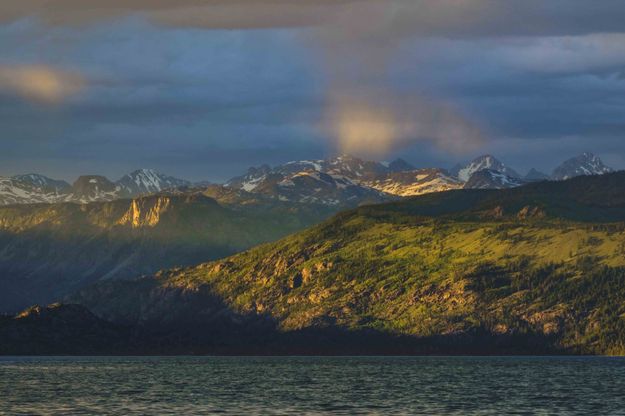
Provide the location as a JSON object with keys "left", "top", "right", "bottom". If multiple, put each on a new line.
{"left": 10, "top": 174, "right": 71, "bottom": 194}
{"left": 225, "top": 155, "right": 463, "bottom": 203}
{"left": 225, "top": 156, "right": 391, "bottom": 206}
{"left": 551, "top": 152, "right": 613, "bottom": 181}
{"left": 0, "top": 174, "right": 72, "bottom": 205}
{"left": 0, "top": 169, "right": 194, "bottom": 206}
{"left": 116, "top": 169, "right": 191, "bottom": 197}
{"left": 456, "top": 155, "right": 520, "bottom": 182}
{"left": 0, "top": 152, "right": 617, "bottom": 207}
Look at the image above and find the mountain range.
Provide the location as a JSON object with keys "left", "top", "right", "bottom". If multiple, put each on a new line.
{"left": 0, "top": 169, "right": 192, "bottom": 206}
{"left": 0, "top": 153, "right": 615, "bottom": 207}
{"left": 3, "top": 171, "right": 625, "bottom": 355}
{"left": 0, "top": 151, "right": 616, "bottom": 314}
{"left": 207, "top": 151, "right": 614, "bottom": 202}
{"left": 1, "top": 151, "right": 623, "bottom": 355}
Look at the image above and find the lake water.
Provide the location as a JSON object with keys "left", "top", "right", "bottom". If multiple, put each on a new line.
{"left": 1, "top": 356, "right": 624, "bottom": 415}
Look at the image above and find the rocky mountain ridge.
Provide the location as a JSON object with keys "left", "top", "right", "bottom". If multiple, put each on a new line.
{"left": 226, "top": 155, "right": 463, "bottom": 202}
{"left": 1, "top": 153, "right": 616, "bottom": 206}
{"left": 225, "top": 152, "right": 616, "bottom": 202}
{"left": 551, "top": 152, "right": 614, "bottom": 180}
{"left": 0, "top": 169, "right": 192, "bottom": 206}
{"left": 452, "top": 154, "right": 521, "bottom": 182}
{"left": 464, "top": 169, "right": 525, "bottom": 189}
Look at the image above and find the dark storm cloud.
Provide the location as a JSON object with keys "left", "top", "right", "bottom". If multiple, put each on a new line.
{"left": 0, "top": 19, "right": 326, "bottom": 180}
{"left": 5, "top": 0, "right": 622, "bottom": 161}
{"left": 385, "top": 32, "right": 625, "bottom": 172}
{"left": 1, "top": 2, "right": 625, "bottom": 180}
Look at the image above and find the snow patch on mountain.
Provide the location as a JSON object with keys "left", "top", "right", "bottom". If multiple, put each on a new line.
{"left": 0, "top": 170, "right": 192, "bottom": 206}
{"left": 456, "top": 155, "right": 520, "bottom": 182}
{"left": 0, "top": 174, "right": 71, "bottom": 205}
{"left": 117, "top": 169, "right": 191, "bottom": 197}
{"left": 226, "top": 156, "right": 392, "bottom": 206}
{"left": 364, "top": 169, "right": 462, "bottom": 197}
{"left": 551, "top": 152, "right": 613, "bottom": 181}
{"left": 464, "top": 169, "right": 525, "bottom": 190}
{"left": 227, "top": 154, "right": 528, "bottom": 203}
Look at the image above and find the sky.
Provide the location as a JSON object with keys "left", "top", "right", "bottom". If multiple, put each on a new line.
{"left": 1, "top": 0, "right": 625, "bottom": 182}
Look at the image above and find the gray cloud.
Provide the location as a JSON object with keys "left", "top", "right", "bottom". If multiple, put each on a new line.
{"left": 2, "top": 1, "right": 625, "bottom": 37}
{"left": 1, "top": 2, "right": 625, "bottom": 179}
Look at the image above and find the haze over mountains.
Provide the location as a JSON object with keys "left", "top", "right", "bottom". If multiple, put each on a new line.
{"left": 0, "top": 152, "right": 615, "bottom": 207}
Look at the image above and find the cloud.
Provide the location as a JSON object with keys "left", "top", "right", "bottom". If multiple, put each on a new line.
{"left": 0, "top": 1, "right": 350, "bottom": 27}
{"left": 498, "top": 34, "right": 625, "bottom": 75}
{"left": 3, "top": 1, "right": 625, "bottom": 37}
{"left": 0, "top": 64, "right": 84, "bottom": 103}
{"left": 0, "top": 1, "right": 497, "bottom": 158}
{"left": 2, "top": 1, "right": 625, "bottom": 176}
{"left": 324, "top": 90, "right": 484, "bottom": 158}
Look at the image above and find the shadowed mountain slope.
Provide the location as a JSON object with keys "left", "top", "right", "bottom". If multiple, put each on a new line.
{"left": 0, "top": 304, "right": 131, "bottom": 355}
{"left": 0, "top": 192, "right": 336, "bottom": 313}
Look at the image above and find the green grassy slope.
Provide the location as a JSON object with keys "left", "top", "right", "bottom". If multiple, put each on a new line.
{"left": 75, "top": 172, "right": 625, "bottom": 354}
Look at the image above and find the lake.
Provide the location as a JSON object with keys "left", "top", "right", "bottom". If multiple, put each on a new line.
{"left": 1, "top": 356, "right": 624, "bottom": 415}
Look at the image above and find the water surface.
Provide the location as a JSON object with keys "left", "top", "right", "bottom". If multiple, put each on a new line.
{"left": 1, "top": 356, "right": 624, "bottom": 415}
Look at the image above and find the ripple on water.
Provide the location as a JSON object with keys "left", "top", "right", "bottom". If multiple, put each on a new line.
{"left": 1, "top": 356, "right": 625, "bottom": 415}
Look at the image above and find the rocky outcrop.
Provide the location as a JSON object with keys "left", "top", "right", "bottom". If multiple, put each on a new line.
{"left": 117, "top": 196, "right": 172, "bottom": 228}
